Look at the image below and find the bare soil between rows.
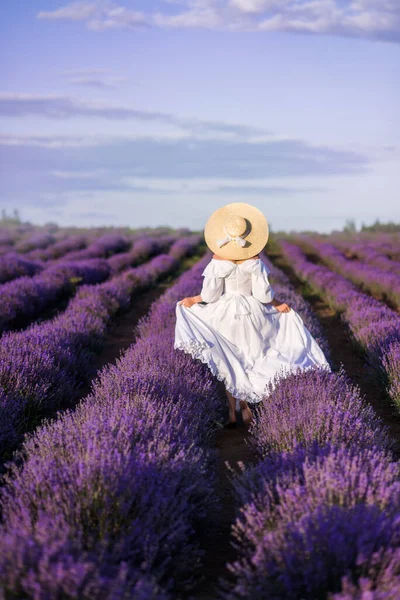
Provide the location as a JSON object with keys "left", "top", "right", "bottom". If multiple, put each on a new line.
{"left": 187, "top": 382, "right": 258, "bottom": 600}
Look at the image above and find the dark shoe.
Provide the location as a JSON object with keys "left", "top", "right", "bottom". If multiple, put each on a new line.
{"left": 223, "top": 420, "right": 237, "bottom": 429}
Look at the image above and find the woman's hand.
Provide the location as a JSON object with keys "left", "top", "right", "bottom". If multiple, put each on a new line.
{"left": 275, "top": 302, "right": 291, "bottom": 313}
{"left": 271, "top": 297, "right": 291, "bottom": 312}
{"left": 178, "top": 295, "right": 201, "bottom": 308}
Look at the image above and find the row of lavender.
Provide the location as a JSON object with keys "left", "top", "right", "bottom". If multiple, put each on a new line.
{"left": 0, "top": 235, "right": 177, "bottom": 332}
{"left": 0, "top": 236, "right": 202, "bottom": 464}
{"left": 292, "top": 235, "right": 400, "bottom": 310}
{"left": 0, "top": 230, "right": 178, "bottom": 283}
{"left": 0, "top": 226, "right": 191, "bottom": 260}
{"left": 278, "top": 240, "right": 400, "bottom": 411}
{"left": 0, "top": 232, "right": 132, "bottom": 272}
{"left": 221, "top": 254, "right": 399, "bottom": 599}
{"left": 224, "top": 368, "right": 399, "bottom": 599}
{"left": 0, "top": 231, "right": 177, "bottom": 283}
{"left": 0, "top": 252, "right": 221, "bottom": 599}
{"left": 0, "top": 229, "right": 87, "bottom": 255}
{"left": 329, "top": 237, "right": 400, "bottom": 276}
{"left": 326, "top": 234, "right": 400, "bottom": 261}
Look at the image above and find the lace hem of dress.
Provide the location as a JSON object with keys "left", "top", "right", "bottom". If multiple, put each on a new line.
{"left": 174, "top": 339, "right": 266, "bottom": 407}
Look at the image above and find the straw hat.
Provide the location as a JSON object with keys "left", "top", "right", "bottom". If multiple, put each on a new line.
{"left": 204, "top": 202, "right": 269, "bottom": 260}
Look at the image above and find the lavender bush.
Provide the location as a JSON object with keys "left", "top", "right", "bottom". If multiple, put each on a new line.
{"left": 15, "top": 232, "right": 56, "bottom": 253}
{"left": 0, "top": 258, "right": 113, "bottom": 332}
{"left": 328, "top": 566, "right": 400, "bottom": 600}
{"left": 0, "top": 238, "right": 201, "bottom": 462}
{"left": 0, "top": 236, "right": 186, "bottom": 333}
{"left": 231, "top": 441, "right": 399, "bottom": 533}
{"left": 331, "top": 238, "right": 400, "bottom": 276}
{"left": 245, "top": 368, "right": 393, "bottom": 458}
{"left": 295, "top": 237, "right": 400, "bottom": 310}
{"left": 278, "top": 240, "right": 400, "bottom": 410}
{"left": 107, "top": 235, "right": 176, "bottom": 272}
{"left": 221, "top": 249, "right": 399, "bottom": 600}
{"left": 224, "top": 501, "right": 400, "bottom": 600}
{"left": 0, "top": 252, "right": 221, "bottom": 599}
{"left": 0, "top": 252, "right": 44, "bottom": 284}
{"left": 50, "top": 233, "right": 131, "bottom": 262}
{"left": 26, "top": 234, "right": 88, "bottom": 261}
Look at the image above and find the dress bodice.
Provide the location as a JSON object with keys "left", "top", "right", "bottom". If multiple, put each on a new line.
{"left": 223, "top": 262, "right": 255, "bottom": 296}
{"left": 200, "top": 258, "right": 275, "bottom": 304}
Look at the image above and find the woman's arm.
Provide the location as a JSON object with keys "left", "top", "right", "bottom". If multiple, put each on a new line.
{"left": 179, "top": 258, "right": 226, "bottom": 307}
{"left": 178, "top": 294, "right": 202, "bottom": 307}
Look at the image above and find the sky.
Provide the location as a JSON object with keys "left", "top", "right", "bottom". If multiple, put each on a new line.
{"left": 0, "top": 1, "right": 399, "bottom": 233}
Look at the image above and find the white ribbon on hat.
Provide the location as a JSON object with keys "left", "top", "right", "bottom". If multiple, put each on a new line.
{"left": 216, "top": 225, "right": 247, "bottom": 248}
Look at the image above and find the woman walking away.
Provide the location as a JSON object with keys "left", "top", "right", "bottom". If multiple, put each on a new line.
{"left": 174, "top": 202, "right": 330, "bottom": 428}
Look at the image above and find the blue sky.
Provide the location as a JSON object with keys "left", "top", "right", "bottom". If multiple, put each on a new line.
{"left": 0, "top": 1, "right": 399, "bottom": 232}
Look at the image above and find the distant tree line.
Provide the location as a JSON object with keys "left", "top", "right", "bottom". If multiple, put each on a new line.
{"left": 359, "top": 219, "right": 400, "bottom": 233}
{"left": 342, "top": 218, "right": 400, "bottom": 233}
{"left": 1, "top": 209, "right": 23, "bottom": 225}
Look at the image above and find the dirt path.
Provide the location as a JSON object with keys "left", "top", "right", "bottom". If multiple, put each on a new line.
{"left": 188, "top": 380, "right": 258, "bottom": 600}
{"left": 269, "top": 243, "right": 400, "bottom": 459}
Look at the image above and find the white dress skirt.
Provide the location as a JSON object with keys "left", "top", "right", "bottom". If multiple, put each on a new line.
{"left": 174, "top": 258, "right": 331, "bottom": 411}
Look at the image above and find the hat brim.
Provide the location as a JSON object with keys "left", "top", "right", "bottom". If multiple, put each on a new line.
{"left": 204, "top": 202, "right": 269, "bottom": 260}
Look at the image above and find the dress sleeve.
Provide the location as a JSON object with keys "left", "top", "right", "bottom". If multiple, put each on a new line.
{"left": 251, "top": 260, "right": 275, "bottom": 303}
{"left": 200, "top": 260, "right": 226, "bottom": 303}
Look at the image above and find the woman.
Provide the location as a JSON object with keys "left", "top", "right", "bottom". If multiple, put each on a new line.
{"left": 174, "top": 202, "right": 330, "bottom": 428}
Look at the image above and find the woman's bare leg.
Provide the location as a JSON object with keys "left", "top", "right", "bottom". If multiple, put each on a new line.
{"left": 239, "top": 399, "right": 253, "bottom": 426}
{"left": 225, "top": 389, "right": 237, "bottom": 423}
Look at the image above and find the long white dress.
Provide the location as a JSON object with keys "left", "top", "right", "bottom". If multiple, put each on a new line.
{"left": 174, "top": 257, "right": 330, "bottom": 411}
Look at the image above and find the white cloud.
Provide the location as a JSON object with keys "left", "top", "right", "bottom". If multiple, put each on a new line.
{"left": 0, "top": 93, "right": 271, "bottom": 139}
{"left": 36, "top": 0, "right": 400, "bottom": 42}
{"left": 38, "top": 1, "right": 149, "bottom": 30}
{"left": 37, "top": 2, "right": 98, "bottom": 21}
{"left": 230, "top": 0, "right": 289, "bottom": 14}
{"left": 154, "top": 7, "right": 221, "bottom": 28}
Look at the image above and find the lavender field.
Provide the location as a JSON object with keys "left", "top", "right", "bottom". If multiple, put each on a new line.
{"left": 0, "top": 223, "right": 399, "bottom": 599}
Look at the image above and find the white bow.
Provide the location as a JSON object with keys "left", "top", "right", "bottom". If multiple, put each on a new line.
{"left": 216, "top": 226, "right": 247, "bottom": 248}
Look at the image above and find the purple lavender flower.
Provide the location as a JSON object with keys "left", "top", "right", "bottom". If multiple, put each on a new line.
{"left": 246, "top": 367, "right": 393, "bottom": 458}
{"left": 295, "top": 237, "right": 400, "bottom": 310}
{"left": 278, "top": 240, "right": 400, "bottom": 410}
{"left": 0, "top": 252, "right": 44, "bottom": 283}
{"left": 0, "top": 240, "right": 201, "bottom": 460}
{"left": 0, "top": 250, "right": 218, "bottom": 599}
{"left": 224, "top": 503, "right": 400, "bottom": 600}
